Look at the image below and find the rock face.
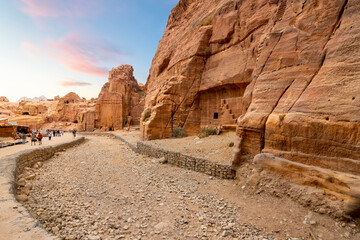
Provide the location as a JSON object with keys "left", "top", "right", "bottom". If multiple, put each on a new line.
{"left": 141, "top": 0, "right": 360, "bottom": 174}
{"left": 53, "top": 92, "right": 82, "bottom": 123}
{"left": 95, "top": 65, "right": 145, "bottom": 131}
{"left": 0, "top": 96, "right": 9, "bottom": 102}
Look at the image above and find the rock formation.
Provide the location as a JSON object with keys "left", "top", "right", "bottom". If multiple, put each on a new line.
{"left": 0, "top": 93, "right": 96, "bottom": 131}
{"left": 16, "top": 101, "right": 54, "bottom": 116}
{"left": 0, "top": 66, "right": 144, "bottom": 132}
{"left": 53, "top": 92, "right": 82, "bottom": 123}
{"left": 95, "top": 65, "right": 145, "bottom": 131}
{"left": 0, "top": 96, "right": 9, "bottom": 102}
{"left": 141, "top": 0, "right": 360, "bottom": 176}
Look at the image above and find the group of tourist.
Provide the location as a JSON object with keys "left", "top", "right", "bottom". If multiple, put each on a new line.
{"left": 18, "top": 129, "right": 67, "bottom": 146}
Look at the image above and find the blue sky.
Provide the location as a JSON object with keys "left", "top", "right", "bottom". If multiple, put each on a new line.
{"left": 0, "top": 0, "right": 177, "bottom": 102}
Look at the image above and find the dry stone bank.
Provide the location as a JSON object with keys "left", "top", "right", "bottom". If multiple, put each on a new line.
{"left": 0, "top": 135, "right": 85, "bottom": 240}
{"left": 21, "top": 136, "right": 360, "bottom": 239}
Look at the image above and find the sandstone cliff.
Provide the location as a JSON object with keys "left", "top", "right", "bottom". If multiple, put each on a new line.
{"left": 95, "top": 65, "right": 145, "bottom": 131}
{"left": 141, "top": 0, "right": 360, "bottom": 174}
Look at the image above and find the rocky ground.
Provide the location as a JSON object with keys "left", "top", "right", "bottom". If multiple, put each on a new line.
{"left": 23, "top": 136, "right": 359, "bottom": 240}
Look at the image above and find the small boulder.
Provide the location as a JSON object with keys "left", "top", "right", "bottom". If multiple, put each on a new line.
{"left": 16, "top": 194, "right": 29, "bottom": 202}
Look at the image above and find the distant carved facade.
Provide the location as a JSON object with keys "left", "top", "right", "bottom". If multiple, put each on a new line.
{"left": 94, "top": 65, "right": 145, "bottom": 131}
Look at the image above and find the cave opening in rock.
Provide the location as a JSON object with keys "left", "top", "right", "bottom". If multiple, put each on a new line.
{"left": 22, "top": 112, "right": 29, "bottom": 115}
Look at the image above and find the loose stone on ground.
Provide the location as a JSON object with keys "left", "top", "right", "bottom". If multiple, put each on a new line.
{"left": 22, "top": 136, "right": 359, "bottom": 240}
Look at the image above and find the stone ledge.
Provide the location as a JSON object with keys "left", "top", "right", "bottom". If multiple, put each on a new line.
{"left": 0, "top": 137, "right": 85, "bottom": 240}
{"left": 254, "top": 153, "right": 360, "bottom": 217}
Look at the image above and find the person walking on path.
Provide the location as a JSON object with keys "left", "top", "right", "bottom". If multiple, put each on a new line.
{"left": 31, "top": 133, "right": 37, "bottom": 146}
{"left": 22, "top": 133, "right": 27, "bottom": 144}
{"left": 37, "top": 132, "right": 43, "bottom": 145}
{"left": 127, "top": 115, "right": 132, "bottom": 131}
{"left": 48, "top": 132, "right": 52, "bottom": 141}
{"left": 72, "top": 129, "right": 77, "bottom": 138}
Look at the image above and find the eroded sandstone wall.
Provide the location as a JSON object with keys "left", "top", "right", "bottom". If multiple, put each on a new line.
{"left": 95, "top": 65, "right": 145, "bottom": 130}
{"left": 142, "top": 0, "right": 360, "bottom": 174}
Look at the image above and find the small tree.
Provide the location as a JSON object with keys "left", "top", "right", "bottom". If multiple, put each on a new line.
{"left": 172, "top": 127, "right": 187, "bottom": 138}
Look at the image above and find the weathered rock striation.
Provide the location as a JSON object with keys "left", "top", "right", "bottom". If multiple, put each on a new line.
{"left": 95, "top": 65, "right": 145, "bottom": 131}
{"left": 141, "top": 0, "right": 360, "bottom": 176}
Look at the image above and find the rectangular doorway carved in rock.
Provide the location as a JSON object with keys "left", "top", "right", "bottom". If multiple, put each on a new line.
{"left": 199, "top": 83, "right": 248, "bottom": 129}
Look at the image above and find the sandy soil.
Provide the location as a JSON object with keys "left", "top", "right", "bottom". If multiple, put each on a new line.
{"left": 114, "top": 130, "right": 235, "bottom": 165}
{"left": 22, "top": 136, "right": 359, "bottom": 240}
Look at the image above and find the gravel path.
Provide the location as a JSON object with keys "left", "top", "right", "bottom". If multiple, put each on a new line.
{"left": 23, "top": 136, "right": 358, "bottom": 240}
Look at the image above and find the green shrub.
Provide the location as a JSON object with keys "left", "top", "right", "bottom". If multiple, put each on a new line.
{"left": 199, "top": 127, "right": 217, "bottom": 138}
{"left": 172, "top": 127, "right": 187, "bottom": 138}
{"left": 228, "top": 142, "right": 234, "bottom": 147}
{"left": 197, "top": 16, "right": 212, "bottom": 27}
{"left": 142, "top": 108, "right": 152, "bottom": 122}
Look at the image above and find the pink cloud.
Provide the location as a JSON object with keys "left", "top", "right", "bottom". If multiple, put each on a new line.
{"left": 59, "top": 79, "right": 91, "bottom": 87}
{"left": 18, "top": 0, "right": 103, "bottom": 18}
{"left": 22, "top": 41, "right": 40, "bottom": 58}
{"left": 48, "top": 34, "right": 122, "bottom": 77}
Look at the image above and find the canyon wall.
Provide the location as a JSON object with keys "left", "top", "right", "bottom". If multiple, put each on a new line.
{"left": 141, "top": 0, "right": 360, "bottom": 174}
{"left": 95, "top": 65, "right": 145, "bottom": 131}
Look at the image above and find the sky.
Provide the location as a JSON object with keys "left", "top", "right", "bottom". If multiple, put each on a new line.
{"left": 0, "top": 0, "right": 178, "bottom": 102}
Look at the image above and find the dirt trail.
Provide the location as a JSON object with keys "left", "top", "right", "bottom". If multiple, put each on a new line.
{"left": 23, "top": 136, "right": 359, "bottom": 240}
{"left": 0, "top": 133, "right": 74, "bottom": 158}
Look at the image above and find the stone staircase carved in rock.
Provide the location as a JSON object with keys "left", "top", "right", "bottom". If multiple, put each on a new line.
{"left": 220, "top": 99, "right": 237, "bottom": 129}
